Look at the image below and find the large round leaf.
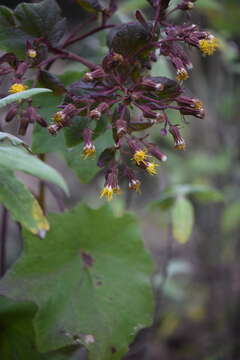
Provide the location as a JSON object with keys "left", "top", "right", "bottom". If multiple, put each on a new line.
{"left": 0, "top": 204, "right": 154, "bottom": 360}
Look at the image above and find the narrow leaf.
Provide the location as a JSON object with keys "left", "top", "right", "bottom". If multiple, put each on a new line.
{"left": 0, "top": 145, "right": 68, "bottom": 194}
{"left": 0, "top": 132, "right": 30, "bottom": 151}
{"left": 0, "top": 88, "right": 52, "bottom": 109}
{"left": 0, "top": 169, "right": 49, "bottom": 234}
{"left": 171, "top": 197, "right": 194, "bottom": 244}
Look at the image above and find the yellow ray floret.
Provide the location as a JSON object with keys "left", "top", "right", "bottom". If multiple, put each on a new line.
{"left": 176, "top": 68, "right": 189, "bottom": 81}
{"left": 199, "top": 36, "right": 219, "bottom": 56}
{"left": 146, "top": 162, "right": 159, "bottom": 175}
{"left": 133, "top": 149, "right": 149, "bottom": 165}
{"left": 8, "top": 83, "right": 28, "bottom": 94}
{"left": 83, "top": 144, "right": 96, "bottom": 159}
{"left": 100, "top": 185, "right": 114, "bottom": 201}
{"left": 28, "top": 49, "right": 37, "bottom": 58}
{"left": 129, "top": 180, "right": 141, "bottom": 193}
{"left": 193, "top": 99, "right": 204, "bottom": 110}
{"left": 53, "top": 111, "right": 65, "bottom": 124}
{"left": 175, "top": 140, "right": 186, "bottom": 151}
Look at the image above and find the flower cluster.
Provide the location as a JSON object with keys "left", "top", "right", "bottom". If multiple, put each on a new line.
{"left": 47, "top": 0, "right": 218, "bottom": 200}
{"left": 0, "top": 0, "right": 219, "bottom": 200}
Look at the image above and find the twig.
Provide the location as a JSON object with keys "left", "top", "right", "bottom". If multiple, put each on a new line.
{"left": 61, "top": 14, "right": 97, "bottom": 47}
{"left": 62, "top": 24, "right": 114, "bottom": 49}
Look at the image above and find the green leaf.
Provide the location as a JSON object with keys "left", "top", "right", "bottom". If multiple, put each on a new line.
{"left": 0, "top": 296, "right": 81, "bottom": 360}
{"left": 222, "top": 202, "right": 240, "bottom": 233}
{"left": 196, "top": 0, "right": 223, "bottom": 11}
{"left": 0, "top": 297, "right": 42, "bottom": 360}
{"left": 171, "top": 197, "right": 194, "bottom": 244}
{"left": 151, "top": 184, "right": 223, "bottom": 210}
{"left": 14, "top": 0, "right": 66, "bottom": 45}
{"left": 0, "top": 145, "right": 68, "bottom": 194}
{"left": 31, "top": 71, "right": 84, "bottom": 154}
{"left": 0, "top": 204, "right": 154, "bottom": 359}
{"left": 76, "top": 0, "right": 103, "bottom": 12}
{"left": 64, "top": 115, "right": 108, "bottom": 148}
{"left": 31, "top": 92, "right": 65, "bottom": 154}
{"left": 39, "top": 71, "right": 66, "bottom": 96}
{"left": 0, "top": 88, "right": 52, "bottom": 109}
{"left": 0, "top": 6, "right": 15, "bottom": 26}
{"left": 63, "top": 116, "right": 90, "bottom": 148}
{"left": 64, "top": 130, "right": 114, "bottom": 183}
{"left": 0, "top": 169, "right": 49, "bottom": 234}
{"left": 121, "top": 0, "right": 148, "bottom": 12}
{"left": 0, "top": 131, "right": 30, "bottom": 151}
{"left": 107, "top": 22, "right": 159, "bottom": 57}
{"left": 0, "top": 6, "right": 33, "bottom": 57}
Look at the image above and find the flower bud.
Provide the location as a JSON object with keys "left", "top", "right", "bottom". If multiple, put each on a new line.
{"left": 169, "top": 125, "right": 186, "bottom": 150}
{"left": 146, "top": 143, "right": 168, "bottom": 162}
{"left": 115, "top": 119, "right": 127, "bottom": 137}
{"left": 27, "top": 49, "right": 37, "bottom": 59}
{"left": 82, "top": 128, "right": 96, "bottom": 158}
{"left": 124, "top": 167, "right": 141, "bottom": 193}
{"left": 5, "top": 105, "right": 18, "bottom": 122}
{"left": 48, "top": 124, "right": 60, "bottom": 135}
{"left": 83, "top": 67, "right": 105, "bottom": 82}
{"left": 100, "top": 166, "right": 121, "bottom": 201}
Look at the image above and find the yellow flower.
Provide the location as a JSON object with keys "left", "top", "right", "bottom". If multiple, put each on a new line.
{"left": 133, "top": 149, "right": 149, "bottom": 165}
{"left": 145, "top": 161, "right": 159, "bottom": 175}
{"left": 193, "top": 99, "right": 204, "bottom": 110}
{"left": 100, "top": 185, "right": 114, "bottom": 201}
{"left": 199, "top": 36, "right": 219, "bottom": 56}
{"left": 175, "top": 140, "right": 186, "bottom": 151}
{"left": 83, "top": 144, "right": 96, "bottom": 159}
{"left": 53, "top": 111, "right": 65, "bottom": 124}
{"left": 8, "top": 83, "right": 28, "bottom": 94}
{"left": 176, "top": 68, "right": 189, "bottom": 81}
{"left": 129, "top": 179, "right": 141, "bottom": 193}
{"left": 187, "top": 1, "right": 194, "bottom": 9}
{"left": 113, "top": 185, "right": 121, "bottom": 195}
{"left": 27, "top": 49, "right": 37, "bottom": 58}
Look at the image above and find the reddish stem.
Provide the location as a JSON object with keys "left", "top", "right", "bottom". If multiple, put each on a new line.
{"left": 62, "top": 24, "right": 114, "bottom": 49}
{"left": 61, "top": 14, "right": 97, "bottom": 47}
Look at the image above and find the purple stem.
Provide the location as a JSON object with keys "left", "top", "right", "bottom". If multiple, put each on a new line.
{"left": 62, "top": 24, "right": 114, "bottom": 49}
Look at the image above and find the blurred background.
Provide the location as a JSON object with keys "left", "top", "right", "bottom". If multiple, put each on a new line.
{"left": 1, "top": 0, "right": 240, "bottom": 359}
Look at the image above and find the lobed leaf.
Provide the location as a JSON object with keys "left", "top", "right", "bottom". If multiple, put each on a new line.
{"left": 0, "top": 296, "right": 81, "bottom": 360}
{"left": 0, "top": 204, "right": 154, "bottom": 360}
